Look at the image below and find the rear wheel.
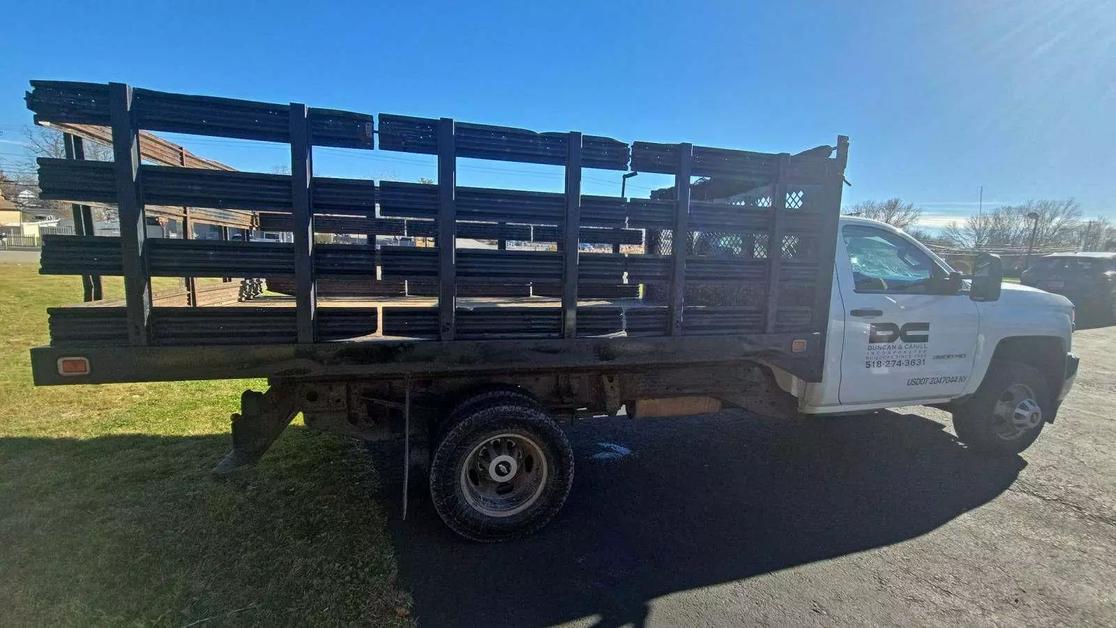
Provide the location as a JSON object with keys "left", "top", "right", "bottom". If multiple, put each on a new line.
{"left": 430, "top": 400, "right": 573, "bottom": 542}
{"left": 952, "top": 360, "right": 1048, "bottom": 455}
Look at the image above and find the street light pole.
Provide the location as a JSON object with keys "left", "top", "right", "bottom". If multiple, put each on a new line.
{"left": 621, "top": 171, "right": 639, "bottom": 199}
{"left": 1025, "top": 211, "right": 1040, "bottom": 270}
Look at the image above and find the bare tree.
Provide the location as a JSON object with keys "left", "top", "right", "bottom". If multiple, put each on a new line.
{"left": 1010, "top": 199, "right": 1081, "bottom": 248}
{"left": 16, "top": 126, "right": 115, "bottom": 216}
{"left": 0, "top": 169, "right": 23, "bottom": 205}
{"left": 1077, "top": 217, "right": 1116, "bottom": 251}
{"left": 23, "top": 125, "right": 112, "bottom": 169}
{"left": 943, "top": 199, "right": 1081, "bottom": 249}
{"left": 944, "top": 213, "right": 993, "bottom": 249}
{"left": 906, "top": 228, "right": 952, "bottom": 248}
{"left": 844, "top": 198, "right": 922, "bottom": 231}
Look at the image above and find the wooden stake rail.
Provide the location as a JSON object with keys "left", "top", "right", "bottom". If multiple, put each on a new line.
{"left": 27, "top": 80, "right": 847, "bottom": 358}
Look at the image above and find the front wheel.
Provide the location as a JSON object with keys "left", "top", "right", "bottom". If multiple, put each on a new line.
{"left": 952, "top": 360, "right": 1048, "bottom": 455}
{"left": 430, "top": 401, "right": 573, "bottom": 542}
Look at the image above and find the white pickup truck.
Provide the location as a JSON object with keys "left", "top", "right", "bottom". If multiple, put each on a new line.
{"left": 791, "top": 216, "right": 1078, "bottom": 457}
{"left": 28, "top": 78, "right": 1078, "bottom": 540}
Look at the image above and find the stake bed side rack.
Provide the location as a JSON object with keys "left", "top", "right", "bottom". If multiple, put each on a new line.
{"left": 26, "top": 80, "right": 848, "bottom": 386}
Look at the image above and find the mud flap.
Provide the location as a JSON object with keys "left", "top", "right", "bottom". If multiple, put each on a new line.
{"left": 213, "top": 385, "right": 301, "bottom": 474}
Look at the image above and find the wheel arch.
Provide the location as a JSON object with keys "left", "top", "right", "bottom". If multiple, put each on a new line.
{"left": 990, "top": 335, "right": 1065, "bottom": 382}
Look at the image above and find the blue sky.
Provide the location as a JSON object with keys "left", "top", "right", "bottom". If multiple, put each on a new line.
{"left": 1, "top": 0, "right": 1113, "bottom": 229}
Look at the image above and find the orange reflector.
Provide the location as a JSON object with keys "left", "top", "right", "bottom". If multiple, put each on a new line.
{"left": 791, "top": 339, "right": 808, "bottom": 353}
{"left": 57, "top": 357, "right": 90, "bottom": 376}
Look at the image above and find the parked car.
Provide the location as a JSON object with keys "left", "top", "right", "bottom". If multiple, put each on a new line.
{"left": 1021, "top": 252, "right": 1116, "bottom": 323}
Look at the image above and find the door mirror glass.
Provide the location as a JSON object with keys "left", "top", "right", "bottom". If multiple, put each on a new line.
{"left": 970, "top": 253, "right": 1003, "bottom": 302}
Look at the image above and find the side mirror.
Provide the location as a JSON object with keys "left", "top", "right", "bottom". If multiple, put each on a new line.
{"left": 970, "top": 253, "right": 1003, "bottom": 302}
{"left": 928, "top": 270, "right": 963, "bottom": 294}
{"left": 941, "top": 270, "right": 963, "bottom": 294}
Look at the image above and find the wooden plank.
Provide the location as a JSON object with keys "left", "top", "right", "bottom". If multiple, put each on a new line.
{"left": 378, "top": 113, "right": 629, "bottom": 170}
{"left": 38, "top": 123, "right": 254, "bottom": 231}
{"left": 668, "top": 143, "right": 692, "bottom": 335}
{"left": 143, "top": 166, "right": 292, "bottom": 210}
{"left": 631, "top": 141, "right": 779, "bottom": 180}
{"left": 35, "top": 158, "right": 291, "bottom": 212}
{"left": 136, "top": 87, "right": 374, "bottom": 148}
{"left": 765, "top": 153, "right": 790, "bottom": 333}
{"left": 562, "top": 132, "right": 582, "bottom": 339}
{"left": 43, "top": 122, "right": 235, "bottom": 170}
{"left": 289, "top": 103, "right": 316, "bottom": 343}
{"left": 437, "top": 118, "right": 457, "bottom": 340}
{"left": 109, "top": 83, "right": 151, "bottom": 345}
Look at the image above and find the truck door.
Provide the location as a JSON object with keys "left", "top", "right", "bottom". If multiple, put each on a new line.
{"left": 836, "top": 223, "right": 978, "bottom": 405}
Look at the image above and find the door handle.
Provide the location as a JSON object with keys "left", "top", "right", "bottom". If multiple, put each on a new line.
{"left": 850, "top": 308, "right": 884, "bottom": 318}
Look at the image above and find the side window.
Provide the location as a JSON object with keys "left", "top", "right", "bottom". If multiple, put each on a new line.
{"left": 842, "top": 225, "right": 937, "bottom": 293}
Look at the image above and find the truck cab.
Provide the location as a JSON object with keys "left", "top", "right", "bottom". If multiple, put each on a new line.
{"left": 784, "top": 216, "right": 1078, "bottom": 454}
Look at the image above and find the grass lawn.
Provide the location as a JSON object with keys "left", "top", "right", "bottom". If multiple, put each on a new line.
{"left": 0, "top": 263, "right": 410, "bottom": 626}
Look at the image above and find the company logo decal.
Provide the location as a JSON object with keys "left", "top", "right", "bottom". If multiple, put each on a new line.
{"left": 868, "top": 322, "right": 930, "bottom": 344}
{"left": 865, "top": 322, "right": 930, "bottom": 369}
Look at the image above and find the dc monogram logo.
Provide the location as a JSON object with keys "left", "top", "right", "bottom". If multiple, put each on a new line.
{"left": 869, "top": 322, "right": 930, "bottom": 344}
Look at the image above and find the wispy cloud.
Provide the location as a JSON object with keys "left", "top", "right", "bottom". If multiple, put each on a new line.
{"left": 0, "top": 139, "right": 29, "bottom": 148}
{"left": 916, "top": 213, "right": 969, "bottom": 228}
{"left": 914, "top": 201, "right": 1009, "bottom": 207}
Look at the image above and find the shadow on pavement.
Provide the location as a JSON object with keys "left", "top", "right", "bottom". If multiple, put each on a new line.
{"left": 385, "top": 409, "right": 1026, "bottom": 627}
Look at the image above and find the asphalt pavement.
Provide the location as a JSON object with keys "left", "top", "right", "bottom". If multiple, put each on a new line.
{"left": 386, "top": 324, "right": 1116, "bottom": 626}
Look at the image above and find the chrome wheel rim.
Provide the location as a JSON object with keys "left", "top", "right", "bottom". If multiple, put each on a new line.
{"left": 460, "top": 432, "right": 548, "bottom": 518}
{"left": 991, "top": 383, "right": 1042, "bottom": 440}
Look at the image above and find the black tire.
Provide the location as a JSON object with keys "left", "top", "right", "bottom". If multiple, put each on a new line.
{"left": 431, "top": 387, "right": 542, "bottom": 447}
{"left": 444, "top": 388, "right": 541, "bottom": 429}
{"left": 430, "top": 401, "right": 573, "bottom": 542}
{"left": 952, "top": 360, "right": 1049, "bottom": 455}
